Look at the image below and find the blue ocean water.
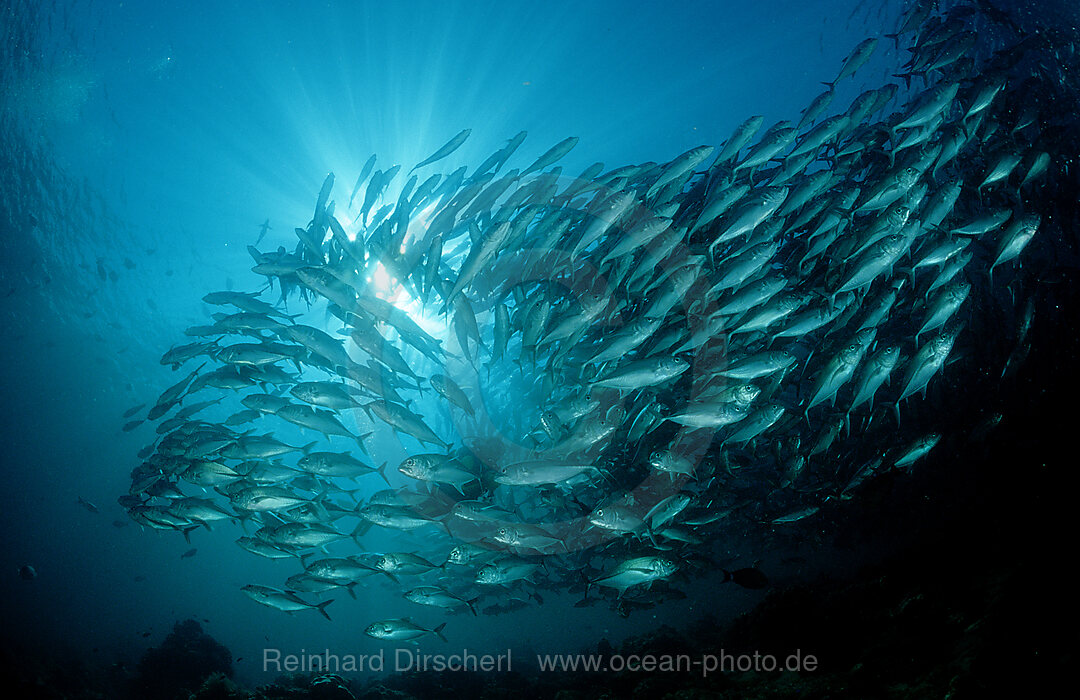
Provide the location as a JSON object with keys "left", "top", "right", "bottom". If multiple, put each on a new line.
{"left": 1, "top": 0, "right": 1075, "bottom": 695}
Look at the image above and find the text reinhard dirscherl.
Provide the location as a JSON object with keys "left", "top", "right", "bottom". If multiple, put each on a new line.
{"left": 263, "top": 648, "right": 511, "bottom": 674}
{"left": 262, "top": 648, "right": 818, "bottom": 677}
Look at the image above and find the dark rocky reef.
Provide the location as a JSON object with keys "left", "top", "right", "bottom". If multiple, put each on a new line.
{"left": 132, "top": 619, "right": 235, "bottom": 700}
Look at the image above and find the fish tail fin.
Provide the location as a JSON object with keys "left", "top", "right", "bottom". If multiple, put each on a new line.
{"left": 300, "top": 441, "right": 318, "bottom": 454}
{"left": 721, "top": 568, "right": 732, "bottom": 584}
{"left": 317, "top": 599, "right": 334, "bottom": 621}
{"left": 433, "top": 623, "right": 448, "bottom": 643}
{"left": 346, "top": 582, "right": 358, "bottom": 600}
{"left": 820, "top": 80, "right": 836, "bottom": 91}
{"left": 377, "top": 462, "right": 391, "bottom": 486}
{"left": 351, "top": 520, "right": 373, "bottom": 544}
{"left": 354, "top": 431, "right": 373, "bottom": 454}
{"left": 467, "top": 597, "right": 479, "bottom": 616}
{"left": 181, "top": 525, "right": 199, "bottom": 544}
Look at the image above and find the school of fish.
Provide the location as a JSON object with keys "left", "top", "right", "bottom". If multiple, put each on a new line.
{"left": 120, "top": 0, "right": 1066, "bottom": 635}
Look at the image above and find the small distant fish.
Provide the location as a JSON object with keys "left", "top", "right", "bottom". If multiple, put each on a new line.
{"left": 256, "top": 219, "right": 272, "bottom": 245}
{"left": 520, "top": 136, "right": 578, "bottom": 177}
{"left": 242, "top": 585, "right": 333, "bottom": 620}
{"left": 824, "top": 37, "right": 878, "bottom": 88}
{"left": 364, "top": 618, "right": 447, "bottom": 642}
{"left": 181, "top": 548, "right": 198, "bottom": 559}
{"left": 772, "top": 506, "right": 820, "bottom": 524}
{"left": 77, "top": 497, "right": 99, "bottom": 513}
{"left": 122, "top": 403, "right": 146, "bottom": 419}
{"left": 19, "top": 564, "right": 36, "bottom": 580}
{"left": 894, "top": 433, "right": 941, "bottom": 470}
{"left": 410, "top": 128, "right": 471, "bottom": 173}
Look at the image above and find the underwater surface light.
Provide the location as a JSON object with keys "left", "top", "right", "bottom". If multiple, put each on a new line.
{"left": 369, "top": 260, "right": 451, "bottom": 342}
